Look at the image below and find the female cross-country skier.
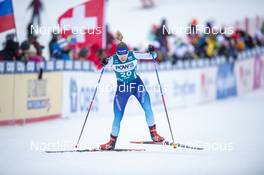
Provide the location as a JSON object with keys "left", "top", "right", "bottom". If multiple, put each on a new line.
{"left": 100, "top": 32, "right": 164, "bottom": 150}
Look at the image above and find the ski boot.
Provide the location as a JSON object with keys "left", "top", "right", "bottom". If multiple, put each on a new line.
{"left": 99, "top": 135, "right": 117, "bottom": 150}
{"left": 149, "top": 125, "right": 165, "bottom": 142}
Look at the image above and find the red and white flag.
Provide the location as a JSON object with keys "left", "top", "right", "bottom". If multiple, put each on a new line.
{"left": 58, "top": 0, "right": 105, "bottom": 48}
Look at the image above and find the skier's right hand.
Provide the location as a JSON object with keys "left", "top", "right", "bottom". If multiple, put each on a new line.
{"left": 101, "top": 58, "right": 109, "bottom": 66}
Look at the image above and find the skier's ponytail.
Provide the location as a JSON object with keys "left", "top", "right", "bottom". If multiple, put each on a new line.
{"left": 115, "top": 30, "right": 123, "bottom": 42}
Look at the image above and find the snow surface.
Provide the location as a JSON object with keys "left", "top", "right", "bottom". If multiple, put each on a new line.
{"left": 1, "top": 89, "right": 264, "bottom": 174}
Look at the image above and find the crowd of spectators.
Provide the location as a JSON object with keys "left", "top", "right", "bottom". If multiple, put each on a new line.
{"left": 0, "top": 24, "right": 117, "bottom": 69}
{"left": 148, "top": 18, "right": 264, "bottom": 64}
{"left": 0, "top": 32, "right": 45, "bottom": 63}
{"left": 1, "top": 18, "right": 264, "bottom": 68}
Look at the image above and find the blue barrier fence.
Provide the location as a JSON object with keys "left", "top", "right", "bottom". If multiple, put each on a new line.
{"left": 0, "top": 47, "right": 263, "bottom": 74}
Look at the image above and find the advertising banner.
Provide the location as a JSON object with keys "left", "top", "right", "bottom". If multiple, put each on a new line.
{"left": 199, "top": 67, "right": 218, "bottom": 103}
{"left": 0, "top": 72, "right": 63, "bottom": 125}
{"left": 13, "top": 72, "right": 62, "bottom": 123}
{"left": 235, "top": 58, "right": 254, "bottom": 95}
{"left": 0, "top": 75, "right": 15, "bottom": 124}
{"left": 62, "top": 69, "right": 204, "bottom": 118}
{"left": 62, "top": 71, "right": 161, "bottom": 118}
{"left": 253, "top": 55, "right": 262, "bottom": 89}
{"left": 62, "top": 71, "right": 116, "bottom": 117}
{"left": 172, "top": 69, "right": 200, "bottom": 107}
{"left": 216, "top": 63, "right": 237, "bottom": 99}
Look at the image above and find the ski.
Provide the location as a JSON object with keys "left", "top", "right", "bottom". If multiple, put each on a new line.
{"left": 45, "top": 148, "right": 146, "bottom": 153}
{"left": 130, "top": 141, "right": 204, "bottom": 150}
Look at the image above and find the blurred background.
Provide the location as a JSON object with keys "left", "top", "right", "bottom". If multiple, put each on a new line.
{"left": 1, "top": 0, "right": 264, "bottom": 63}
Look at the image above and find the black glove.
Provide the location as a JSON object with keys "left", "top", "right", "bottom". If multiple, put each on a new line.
{"left": 148, "top": 45, "right": 155, "bottom": 52}
{"left": 102, "top": 58, "right": 109, "bottom": 66}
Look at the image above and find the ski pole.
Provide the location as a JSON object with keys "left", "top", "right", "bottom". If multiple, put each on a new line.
{"left": 75, "top": 68, "right": 105, "bottom": 148}
{"left": 151, "top": 54, "right": 176, "bottom": 145}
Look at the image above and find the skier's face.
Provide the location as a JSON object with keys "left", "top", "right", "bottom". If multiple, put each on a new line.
{"left": 117, "top": 53, "right": 128, "bottom": 62}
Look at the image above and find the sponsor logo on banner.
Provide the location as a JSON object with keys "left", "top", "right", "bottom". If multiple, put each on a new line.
{"left": 0, "top": 73, "right": 63, "bottom": 124}
{"left": 198, "top": 67, "right": 217, "bottom": 102}
{"left": 69, "top": 79, "right": 78, "bottom": 112}
{"left": 68, "top": 77, "right": 98, "bottom": 114}
{"left": 172, "top": 75, "right": 200, "bottom": 106}
{"left": 16, "top": 62, "right": 26, "bottom": 72}
{"left": 27, "top": 79, "right": 51, "bottom": 111}
{"left": 216, "top": 63, "right": 237, "bottom": 99}
{"left": 143, "top": 79, "right": 161, "bottom": 107}
{"left": 235, "top": 59, "right": 254, "bottom": 94}
{"left": 6, "top": 62, "right": 15, "bottom": 73}
{"left": 239, "top": 65, "right": 252, "bottom": 89}
{"left": 253, "top": 54, "right": 262, "bottom": 89}
{"left": 62, "top": 72, "right": 116, "bottom": 118}
{"left": 201, "top": 73, "right": 213, "bottom": 99}
{"left": 173, "top": 82, "right": 196, "bottom": 96}
{"left": 27, "top": 99, "right": 50, "bottom": 110}
{"left": 0, "top": 62, "right": 5, "bottom": 73}
{"left": 113, "top": 60, "right": 137, "bottom": 73}
{"left": 200, "top": 68, "right": 217, "bottom": 103}
{"left": 26, "top": 62, "right": 35, "bottom": 72}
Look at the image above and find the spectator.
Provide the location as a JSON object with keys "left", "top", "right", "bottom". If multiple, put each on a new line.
{"left": 78, "top": 47, "right": 89, "bottom": 61}
{"left": 105, "top": 25, "right": 117, "bottom": 56}
{"left": 29, "top": 35, "right": 44, "bottom": 57}
{"left": 19, "top": 40, "right": 43, "bottom": 62}
{"left": 27, "top": 22, "right": 33, "bottom": 39}
{"left": 0, "top": 38, "right": 19, "bottom": 61}
{"left": 255, "top": 30, "right": 264, "bottom": 46}
{"left": 205, "top": 35, "right": 216, "bottom": 58}
{"left": 28, "top": 0, "right": 43, "bottom": 25}
{"left": 226, "top": 37, "right": 238, "bottom": 59}
{"left": 172, "top": 37, "right": 195, "bottom": 64}
{"left": 86, "top": 44, "right": 102, "bottom": 69}
{"left": 215, "top": 33, "right": 228, "bottom": 57}
{"left": 190, "top": 18, "right": 198, "bottom": 35}
{"left": 49, "top": 31, "right": 59, "bottom": 58}
{"left": 155, "top": 18, "right": 170, "bottom": 53}
{"left": 261, "top": 22, "right": 264, "bottom": 34}
{"left": 96, "top": 48, "right": 107, "bottom": 69}
{"left": 51, "top": 38, "right": 71, "bottom": 60}
{"left": 149, "top": 18, "right": 171, "bottom": 62}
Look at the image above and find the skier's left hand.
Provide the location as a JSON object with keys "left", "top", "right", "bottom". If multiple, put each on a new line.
{"left": 148, "top": 45, "right": 155, "bottom": 53}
